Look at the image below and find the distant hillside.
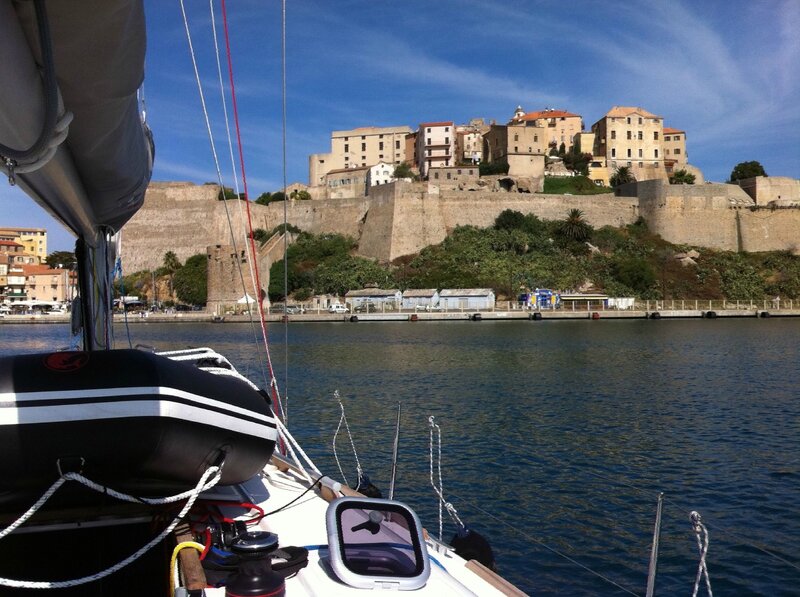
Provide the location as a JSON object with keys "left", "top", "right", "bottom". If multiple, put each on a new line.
{"left": 269, "top": 211, "right": 800, "bottom": 301}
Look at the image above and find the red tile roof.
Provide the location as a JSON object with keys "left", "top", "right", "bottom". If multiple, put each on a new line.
{"left": 516, "top": 109, "right": 580, "bottom": 121}
{"left": 663, "top": 127, "right": 685, "bottom": 134}
{"left": 0, "top": 240, "right": 23, "bottom": 247}
{"left": 20, "top": 265, "right": 64, "bottom": 276}
{"left": 419, "top": 121, "right": 454, "bottom": 128}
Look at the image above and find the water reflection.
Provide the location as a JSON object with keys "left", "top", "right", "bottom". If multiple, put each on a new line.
{"left": 1, "top": 319, "right": 798, "bottom": 594}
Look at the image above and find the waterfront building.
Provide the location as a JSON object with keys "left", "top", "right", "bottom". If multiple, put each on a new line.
{"left": 439, "top": 288, "right": 496, "bottom": 310}
{"left": 401, "top": 289, "right": 439, "bottom": 310}
{"left": 416, "top": 121, "right": 455, "bottom": 178}
{"left": 308, "top": 125, "right": 413, "bottom": 187}
{"left": 0, "top": 227, "right": 47, "bottom": 263}
{"left": 21, "top": 264, "right": 70, "bottom": 303}
{"left": 345, "top": 288, "right": 402, "bottom": 310}
{"left": 509, "top": 107, "right": 584, "bottom": 152}
{"left": 455, "top": 118, "right": 490, "bottom": 164}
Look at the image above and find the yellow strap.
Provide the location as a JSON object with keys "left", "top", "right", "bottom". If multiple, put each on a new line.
{"left": 170, "top": 541, "right": 205, "bottom": 596}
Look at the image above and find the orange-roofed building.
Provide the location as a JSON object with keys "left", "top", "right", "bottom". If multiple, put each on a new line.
{"left": 509, "top": 106, "right": 584, "bottom": 152}
{"left": 21, "top": 264, "right": 71, "bottom": 303}
{"left": 663, "top": 127, "right": 688, "bottom": 167}
{"left": 590, "top": 106, "right": 667, "bottom": 181}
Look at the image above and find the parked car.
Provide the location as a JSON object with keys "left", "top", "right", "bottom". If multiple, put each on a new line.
{"left": 270, "top": 304, "right": 286, "bottom": 314}
{"left": 285, "top": 305, "right": 305, "bottom": 314}
{"left": 328, "top": 303, "right": 349, "bottom": 313}
{"left": 354, "top": 301, "right": 377, "bottom": 313}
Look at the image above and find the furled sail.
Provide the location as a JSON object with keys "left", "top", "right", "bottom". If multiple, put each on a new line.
{"left": 0, "top": 0, "right": 152, "bottom": 242}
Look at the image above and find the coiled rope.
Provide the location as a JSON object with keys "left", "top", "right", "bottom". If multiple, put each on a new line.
{"left": 0, "top": 464, "right": 222, "bottom": 589}
{"left": 428, "top": 416, "right": 464, "bottom": 542}
{"left": 690, "top": 511, "right": 713, "bottom": 597}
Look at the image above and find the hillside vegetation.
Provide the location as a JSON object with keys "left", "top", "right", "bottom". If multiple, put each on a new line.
{"left": 271, "top": 210, "right": 800, "bottom": 301}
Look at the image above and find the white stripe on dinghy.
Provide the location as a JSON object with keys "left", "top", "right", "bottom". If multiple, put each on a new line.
{"left": 0, "top": 385, "right": 276, "bottom": 423}
{"left": 0, "top": 399, "right": 278, "bottom": 439}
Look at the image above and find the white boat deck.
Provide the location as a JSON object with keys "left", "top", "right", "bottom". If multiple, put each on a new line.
{"left": 195, "top": 462, "right": 520, "bottom": 596}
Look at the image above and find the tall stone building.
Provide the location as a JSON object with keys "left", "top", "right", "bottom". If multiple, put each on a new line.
{"left": 416, "top": 121, "right": 455, "bottom": 177}
{"left": 308, "top": 125, "right": 413, "bottom": 187}
{"left": 509, "top": 107, "right": 584, "bottom": 152}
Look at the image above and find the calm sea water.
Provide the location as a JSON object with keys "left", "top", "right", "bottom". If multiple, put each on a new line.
{"left": 2, "top": 319, "right": 798, "bottom": 595}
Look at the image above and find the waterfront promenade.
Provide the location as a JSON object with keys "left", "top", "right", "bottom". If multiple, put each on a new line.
{"left": 4, "top": 299, "right": 798, "bottom": 324}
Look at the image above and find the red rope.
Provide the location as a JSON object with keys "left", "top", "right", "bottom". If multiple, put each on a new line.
{"left": 220, "top": 0, "right": 284, "bottom": 424}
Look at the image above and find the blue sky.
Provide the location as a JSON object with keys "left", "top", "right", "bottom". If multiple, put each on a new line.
{"left": 2, "top": 0, "right": 798, "bottom": 252}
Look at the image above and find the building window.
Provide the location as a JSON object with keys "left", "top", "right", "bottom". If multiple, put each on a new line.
{"left": 344, "top": 156, "right": 349, "bottom": 161}
{"left": 626, "top": 117, "right": 631, "bottom": 124}
{"left": 638, "top": 148, "right": 643, "bottom": 157}
{"left": 379, "top": 142, "right": 384, "bottom": 150}
{"left": 457, "top": 169, "right": 462, "bottom": 175}
{"left": 395, "top": 140, "right": 400, "bottom": 149}
{"left": 639, "top": 162, "right": 643, "bottom": 167}
{"left": 654, "top": 162, "right": 659, "bottom": 168}
{"left": 427, "top": 149, "right": 431, "bottom": 156}
{"left": 514, "top": 134, "right": 518, "bottom": 141}
{"left": 469, "top": 169, "right": 474, "bottom": 175}
{"left": 361, "top": 136, "right": 365, "bottom": 140}
{"left": 379, "top": 154, "right": 383, "bottom": 159}
{"left": 344, "top": 144, "right": 349, "bottom": 153}
{"left": 534, "top": 135, "right": 538, "bottom": 142}
{"left": 344, "top": 137, "right": 348, "bottom": 141}
{"left": 675, "top": 135, "right": 681, "bottom": 140}
{"left": 611, "top": 148, "right": 616, "bottom": 157}
{"left": 627, "top": 131, "right": 632, "bottom": 140}
{"left": 426, "top": 138, "right": 431, "bottom": 145}
{"left": 627, "top": 148, "right": 632, "bottom": 157}
{"left": 638, "top": 117, "right": 642, "bottom": 124}
{"left": 426, "top": 128, "right": 431, "bottom": 133}
{"left": 611, "top": 130, "right": 616, "bottom": 140}
{"left": 654, "top": 149, "right": 659, "bottom": 158}
{"left": 379, "top": 134, "right": 384, "bottom": 138}
{"left": 666, "top": 149, "right": 671, "bottom": 155}
{"left": 665, "top": 136, "right": 671, "bottom": 141}
{"left": 654, "top": 132, "right": 659, "bottom": 140}
{"left": 638, "top": 131, "right": 643, "bottom": 140}
{"left": 627, "top": 161, "right": 632, "bottom": 167}
{"left": 674, "top": 148, "right": 680, "bottom": 155}
{"left": 445, "top": 127, "right": 449, "bottom": 132}
{"left": 444, "top": 137, "right": 449, "bottom": 145}
{"left": 447, "top": 172, "right": 451, "bottom": 180}
{"left": 434, "top": 172, "right": 439, "bottom": 179}
{"left": 361, "top": 143, "right": 366, "bottom": 151}
{"left": 514, "top": 146, "right": 518, "bottom": 152}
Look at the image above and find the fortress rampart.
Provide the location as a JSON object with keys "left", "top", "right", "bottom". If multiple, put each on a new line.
{"left": 121, "top": 180, "right": 800, "bottom": 273}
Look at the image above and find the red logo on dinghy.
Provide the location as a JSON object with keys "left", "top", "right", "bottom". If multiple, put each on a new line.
{"left": 44, "top": 352, "right": 90, "bottom": 372}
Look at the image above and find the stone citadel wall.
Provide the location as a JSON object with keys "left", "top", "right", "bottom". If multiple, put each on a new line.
{"left": 120, "top": 180, "right": 800, "bottom": 273}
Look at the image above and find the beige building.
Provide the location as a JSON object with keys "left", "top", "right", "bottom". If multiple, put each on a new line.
{"left": 324, "top": 166, "right": 369, "bottom": 199}
{"left": 482, "top": 124, "right": 546, "bottom": 178}
{"left": 663, "top": 127, "right": 688, "bottom": 168}
{"left": 309, "top": 125, "right": 412, "bottom": 188}
{"left": 591, "top": 106, "right": 668, "bottom": 181}
{"left": 21, "top": 264, "right": 70, "bottom": 303}
{"left": 427, "top": 165, "right": 480, "bottom": 189}
{"left": 510, "top": 107, "right": 583, "bottom": 152}
{"left": 455, "top": 118, "right": 490, "bottom": 164}
{"left": 0, "top": 227, "right": 47, "bottom": 263}
{"left": 416, "top": 121, "right": 455, "bottom": 177}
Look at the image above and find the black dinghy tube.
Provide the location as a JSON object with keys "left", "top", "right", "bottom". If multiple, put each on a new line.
{"left": 0, "top": 349, "right": 277, "bottom": 510}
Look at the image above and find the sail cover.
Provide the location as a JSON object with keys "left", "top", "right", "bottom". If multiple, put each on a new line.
{"left": 0, "top": 0, "right": 152, "bottom": 240}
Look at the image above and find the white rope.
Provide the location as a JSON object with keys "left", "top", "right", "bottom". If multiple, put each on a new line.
{"left": 690, "top": 511, "right": 713, "bottom": 597}
{"left": 208, "top": 0, "right": 277, "bottom": 410}
{"left": 0, "top": 465, "right": 221, "bottom": 589}
{"left": 275, "top": 418, "right": 321, "bottom": 478}
{"left": 428, "top": 416, "right": 464, "bottom": 542}
{"left": 332, "top": 391, "right": 363, "bottom": 490}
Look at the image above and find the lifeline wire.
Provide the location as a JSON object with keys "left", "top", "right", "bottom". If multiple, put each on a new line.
{"left": 428, "top": 416, "right": 464, "bottom": 542}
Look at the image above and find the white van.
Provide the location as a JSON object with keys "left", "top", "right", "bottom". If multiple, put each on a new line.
{"left": 328, "top": 303, "right": 349, "bottom": 313}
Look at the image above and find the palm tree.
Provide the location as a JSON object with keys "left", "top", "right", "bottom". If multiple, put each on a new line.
{"left": 557, "top": 209, "right": 592, "bottom": 243}
{"left": 610, "top": 166, "right": 635, "bottom": 188}
{"left": 669, "top": 169, "right": 696, "bottom": 185}
{"left": 162, "top": 251, "right": 181, "bottom": 298}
